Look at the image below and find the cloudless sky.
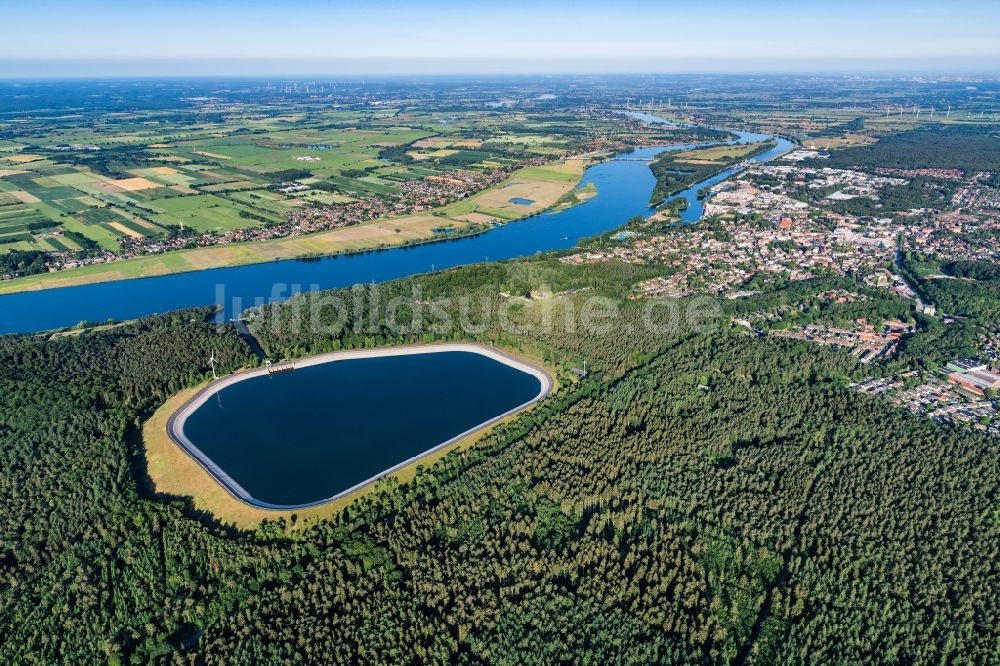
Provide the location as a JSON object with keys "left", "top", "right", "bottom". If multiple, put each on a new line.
{"left": 1, "top": 0, "right": 998, "bottom": 76}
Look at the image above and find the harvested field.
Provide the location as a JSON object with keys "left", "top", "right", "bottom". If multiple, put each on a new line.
{"left": 193, "top": 150, "right": 232, "bottom": 160}
{"left": 457, "top": 212, "right": 499, "bottom": 224}
{"left": 107, "top": 221, "right": 144, "bottom": 238}
{"left": 2, "top": 154, "right": 43, "bottom": 164}
{"left": 106, "top": 177, "right": 159, "bottom": 192}
{"left": 10, "top": 190, "right": 41, "bottom": 204}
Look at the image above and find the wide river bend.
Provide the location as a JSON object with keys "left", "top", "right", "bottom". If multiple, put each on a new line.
{"left": 0, "top": 114, "right": 792, "bottom": 334}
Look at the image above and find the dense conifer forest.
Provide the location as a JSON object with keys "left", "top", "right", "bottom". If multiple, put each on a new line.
{"left": 1, "top": 259, "right": 998, "bottom": 664}
{"left": 807, "top": 125, "right": 1000, "bottom": 172}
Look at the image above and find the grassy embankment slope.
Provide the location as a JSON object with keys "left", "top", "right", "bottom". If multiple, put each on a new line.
{"left": 142, "top": 344, "right": 560, "bottom": 530}
{"left": 0, "top": 159, "right": 585, "bottom": 295}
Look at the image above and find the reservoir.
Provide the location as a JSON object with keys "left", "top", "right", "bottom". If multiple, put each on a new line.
{"left": 0, "top": 115, "right": 792, "bottom": 334}
{"left": 169, "top": 345, "right": 551, "bottom": 508}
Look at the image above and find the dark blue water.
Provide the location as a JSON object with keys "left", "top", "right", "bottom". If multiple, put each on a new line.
{"left": 181, "top": 350, "right": 543, "bottom": 506}
{"left": 0, "top": 115, "right": 791, "bottom": 334}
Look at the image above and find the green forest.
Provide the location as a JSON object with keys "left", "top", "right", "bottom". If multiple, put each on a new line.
{"left": 1, "top": 255, "right": 998, "bottom": 665}
{"left": 902, "top": 253, "right": 1000, "bottom": 330}
{"left": 806, "top": 124, "right": 1000, "bottom": 172}
{"left": 648, "top": 141, "right": 776, "bottom": 205}
{"left": 0, "top": 250, "right": 47, "bottom": 279}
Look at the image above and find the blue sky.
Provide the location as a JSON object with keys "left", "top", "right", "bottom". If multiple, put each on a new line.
{"left": 1, "top": 0, "right": 998, "bottom": 76}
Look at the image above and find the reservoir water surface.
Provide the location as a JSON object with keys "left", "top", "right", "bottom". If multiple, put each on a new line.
{"left": 171, "top": 346, "right": 550, "bottom": 507}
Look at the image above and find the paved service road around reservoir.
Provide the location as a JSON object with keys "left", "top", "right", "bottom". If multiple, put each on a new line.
{"left": 165, "top": 343, "right": 554, "bottom": 510}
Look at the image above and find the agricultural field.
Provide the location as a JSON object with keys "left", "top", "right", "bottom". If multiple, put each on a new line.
{"left": 671, "top": 141, "right": 770, "bottom": 163}
{"left": 442, "top": 159, "right": 586, "bottom": 220}
{"left": 1, "top": 89, "right": 669, "bottom": 289}
{"left": 0, "top": 151, "right": 176, "bottom": 251}
{"left": 0, "top": 102, "right": 609, "bottom": 273}
{"left": 0, "top": 155, "right": 586, "bottom": 293}
{"left": 147, "top": 194, "right": 281, "bottom": 232}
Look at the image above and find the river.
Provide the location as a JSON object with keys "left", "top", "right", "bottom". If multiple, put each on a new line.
{"left": 0, "top": 115, "right": 792, "bottom": 334}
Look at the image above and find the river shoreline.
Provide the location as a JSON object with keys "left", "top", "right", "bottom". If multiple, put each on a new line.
{"left": 0, "top": 113, "right": 792, "bottom": 335}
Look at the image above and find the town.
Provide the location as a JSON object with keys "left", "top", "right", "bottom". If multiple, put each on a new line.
{"left": 852, "top": 357, "right": 1000, "bottom": 438}
{"left": 561, "top": 149, "right": 1000, "bottom": 437}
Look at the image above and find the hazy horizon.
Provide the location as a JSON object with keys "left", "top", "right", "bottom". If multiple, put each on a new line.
{"left": 1, "top": 0, "right": 998, "bottom": 79}
{"left": 1, "top": 58, "right": 998, "bottom": 81}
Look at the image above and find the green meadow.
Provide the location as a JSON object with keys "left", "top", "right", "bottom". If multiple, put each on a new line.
{"left": 0, "top": 107, "right": 598, "bottom": 262}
